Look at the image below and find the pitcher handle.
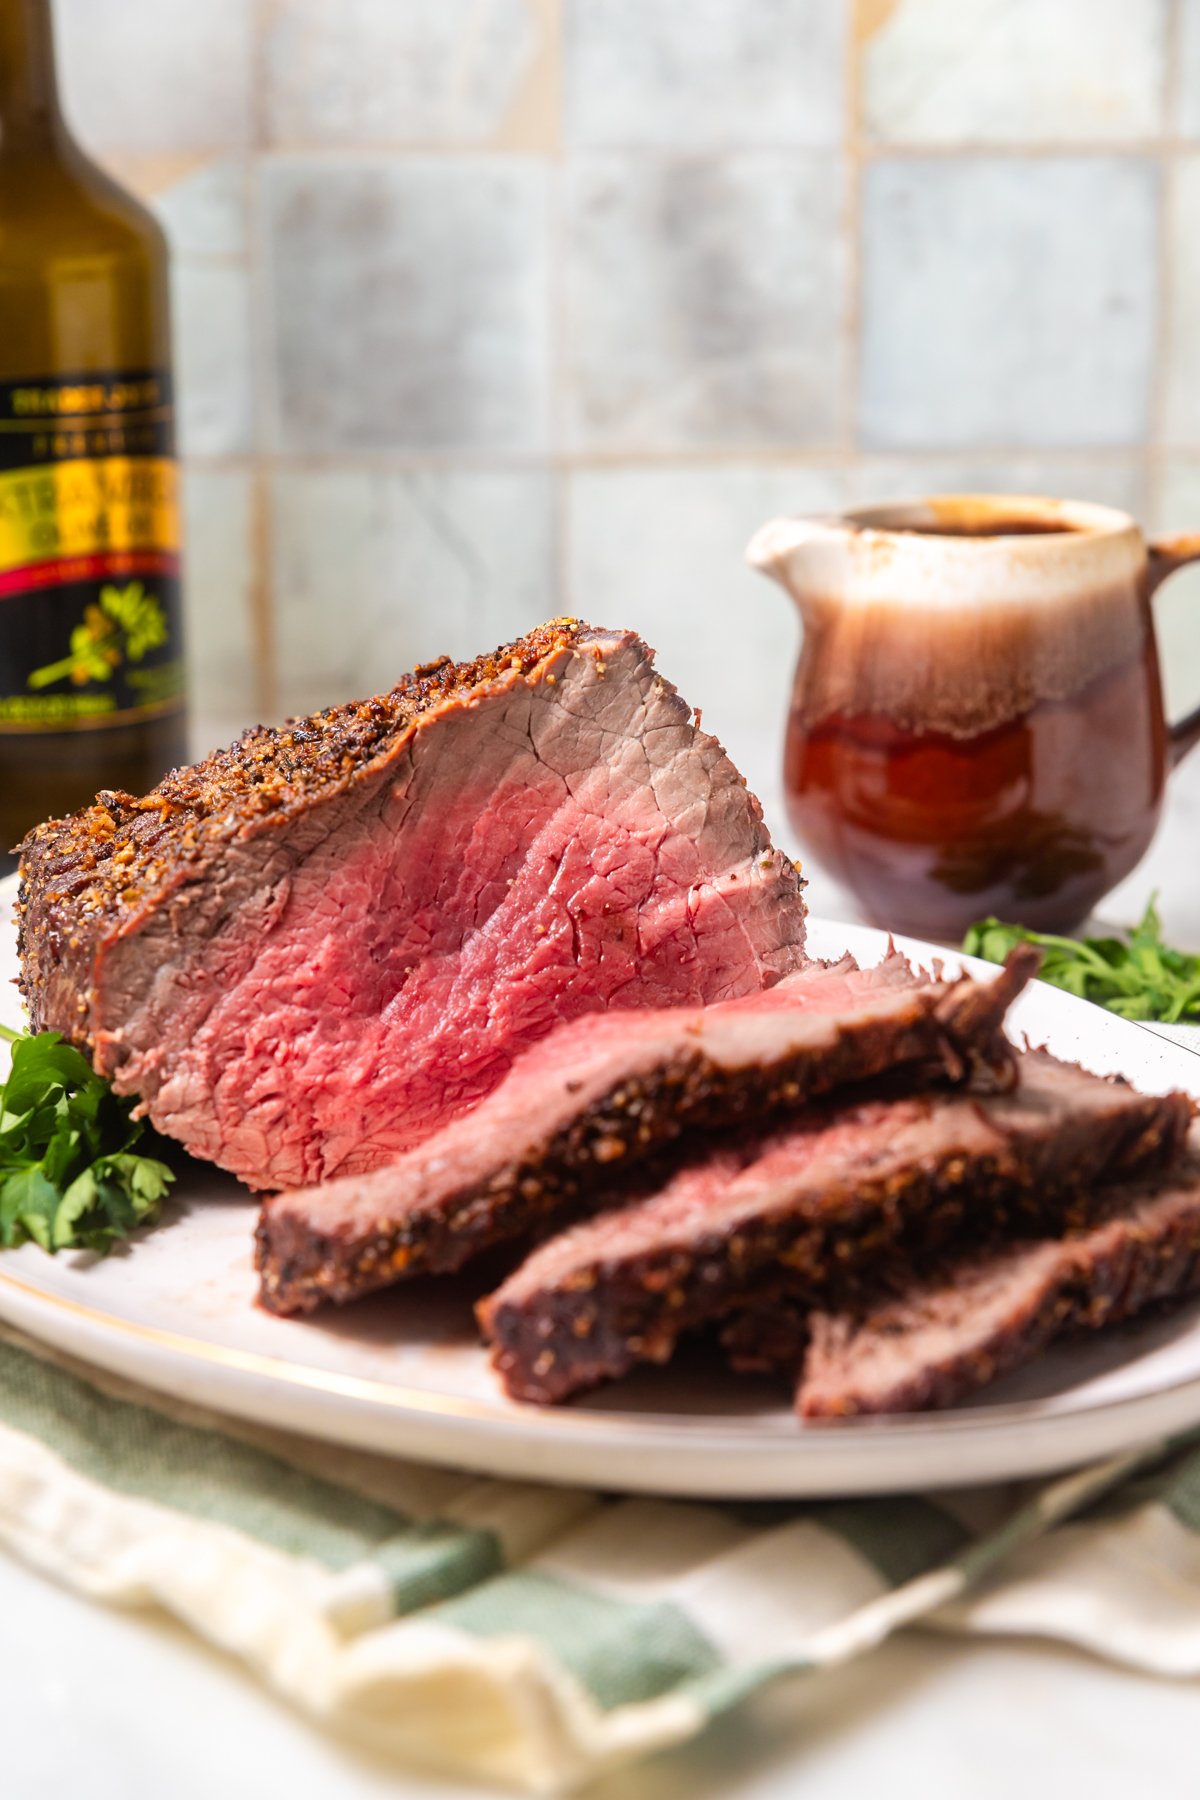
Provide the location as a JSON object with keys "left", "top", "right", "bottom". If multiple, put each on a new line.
{"left": 1148, "top": 534, "right": 1200, "bottom": 768}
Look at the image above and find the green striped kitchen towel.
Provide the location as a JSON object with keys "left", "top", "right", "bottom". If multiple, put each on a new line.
{"left": 3, "top": 1319, "right": 1200, "bottom": 1795}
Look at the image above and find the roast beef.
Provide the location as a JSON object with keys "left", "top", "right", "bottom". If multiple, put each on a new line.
{"left": 798, "top": 1131, "right": 1200, "bottom": 1416}
{"left": 479, "top": 1052, "right": 1190, "bottom": 1404}
{"left": 720, "top": 1290, "right": 810, "bottom": 1376}
{"left": 17, "top": 620, "right": 809, "bottom": 1191}
{"left": 255, "top": 946, "right": 1035, "bottom": 1315}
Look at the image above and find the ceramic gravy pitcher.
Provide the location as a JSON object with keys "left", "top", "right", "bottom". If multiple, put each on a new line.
{"left": 747, "top": 494, "right": 1200, "bottom": 938}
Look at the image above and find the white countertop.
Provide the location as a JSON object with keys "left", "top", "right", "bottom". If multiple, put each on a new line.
{"left": 5, "top": 1545, "right": 1199, "bottom": 1800}
{"left": 4, "top": 739, "right": 1200, "bottom": 1800}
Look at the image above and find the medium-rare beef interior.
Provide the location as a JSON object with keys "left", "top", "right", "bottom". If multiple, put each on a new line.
{"left": 256, "top": 945, "right": 1035, "bottom": 1315}
{"left": 18, "top": 620, "right": 808, "bottom": 1192}
{"left": 479, "top": 1052, "right": 1190, "bottom": 1404}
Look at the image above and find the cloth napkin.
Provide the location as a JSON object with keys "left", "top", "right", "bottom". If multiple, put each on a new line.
{"left": 3, "top": 1321, "right": 1200, "bottom": 1794}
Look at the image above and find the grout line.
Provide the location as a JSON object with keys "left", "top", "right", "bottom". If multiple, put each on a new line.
{"left": 855, "top": 136, "right": 1197, "bottom": 159}
{"left": 843, "top": 0, "right": 863, "bottom": 460}
{"left": 1163, "top": 0, "right": 1182, "bottom": 144}
{"left": 248, "top": 469, "right": 277, "bottom": 720}
{"left": 252, "top": 0, "right": 278, "bottom": 150}
{"left": 247, "top": 147, "right": 570, "bottom": 174}
{"left": 547, "top": 0, "right": 570, "bottom": 608}
{"left": 1149, "top": 0, "right": 1186, "bottom": 529}
{"left": 213, "top": 137, "right": 1200, "bottom": 164}
{"left": 178, "top": 446, "right": 1189, "bottom": 475}
{"left": 553, "top": 460, "right": 571, "bottom": 615}
{"left": 243, "top": 0, "right": 280, "bottom": 711}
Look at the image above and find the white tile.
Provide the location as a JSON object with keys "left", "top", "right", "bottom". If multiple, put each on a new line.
{"left": 566, "top": 463, "right": 848, "bottom": 836}
{"left": 859, "top": 157, "right": 1158, "bottom": 450}
{"left": 263, "top": 158, "right": 551, "bottom": 454}
{"left": 1176, "top": 0, "right": 1200, "bottom": 138}
{"left": 1164, "top": 159, "right": 1200, "bottom": 445}
{"left": 564, "top": 0, "right": 845, "bottom": 149}
{"left": 1150, "top": 460, "right": 1200, "bottom": 735}
{"left": 849, "top": 457, "right": 1147, "bottom": 518}
{"left": 1156, "top": 459, "right": 1200, "bottom": 533}
{"left": 181, "top": 467, "right": 259, "bottom": 724}
{"left": 171, "top": 264, "right": 254, "bottom": 458}
{"left": 860, "top": 0, "right": 1167, "bottom": 144}
{"left": 55, "top": 0, "right": 253, "bottom": 154}
{"left": 264, "top": 0, "right": 539, "bottom": 147}
{"left": 563, "top": 154, "right": 846, "bottom": 452}
{"left": 270, "top": 469, "right": 556, "bottom": 715}
{"left": 152, "top": 161, "right": 248, "bottom": 261}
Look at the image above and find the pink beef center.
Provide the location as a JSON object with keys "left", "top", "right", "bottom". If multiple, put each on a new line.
{"left": 154, "top": 767, "right": 788, "bottom": 1188}
{"left": 518, "top": 1101, "right": 923, "bottom": 1288}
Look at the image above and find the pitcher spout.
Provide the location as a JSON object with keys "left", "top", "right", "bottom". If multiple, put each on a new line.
{"left": 745, "top": 514, "right": 846, "bottom": 618}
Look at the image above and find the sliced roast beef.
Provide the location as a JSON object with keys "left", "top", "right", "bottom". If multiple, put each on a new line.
{"left": 798, "top": 1132, "right": 1200, "bottom": 1417}
{"left": 18, "top": 620, "right": 809, "bottom": 1191}
{"left": 479, "top": 1052, "right": 1190, "bottom": 1404}
{"left": 255, "top": 946, "right": 1033, "bottom": 1316}
{"left": 720, "top": 1291, "right": 810, "bottom": 1377}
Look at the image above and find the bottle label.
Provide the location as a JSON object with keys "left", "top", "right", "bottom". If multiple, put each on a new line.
{"left": 0, "top": 370, "right": 184, "bottom": 732}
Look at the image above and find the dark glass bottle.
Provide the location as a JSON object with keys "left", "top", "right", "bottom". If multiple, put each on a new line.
{"left": 0, "top": 0, "right": 187, "bottom": 870}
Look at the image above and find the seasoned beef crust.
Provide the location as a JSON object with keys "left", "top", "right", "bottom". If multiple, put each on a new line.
{"left": 17, "top": 619, "right": 599, "bottom": 1044}
{"left": 720, "top": 1290, "right": 811, "bottom": 1377}
{"left": 798, "top": 1130, "right": 1200, "bottom": 1416}
{"left": 255, "top": 947, "right": 1035, "bottom": 1316}
{"left": 18, "top": 620, "right": 811, "bottom": 1191}
{"left": 479, "top": 1051, "right": 1191, "bottom": 1404}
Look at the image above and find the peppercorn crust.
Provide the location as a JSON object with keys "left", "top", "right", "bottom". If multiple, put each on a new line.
{"left": 16, "top": 618, "right": 593, "bottom": 1049}
{"left": 254, "top": 951, "right": 1036, "bottom": 1316}
{"left": 478, "top": 1054, "right": 1191, "bottom": 1405}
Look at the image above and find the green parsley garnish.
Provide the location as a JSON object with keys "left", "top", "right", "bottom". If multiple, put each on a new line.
{"left": 0, "top": 1025, "right": 174, "bottom": 1254}
{"left": 964, "top": 899, "right": 1200, "bottom": 1025}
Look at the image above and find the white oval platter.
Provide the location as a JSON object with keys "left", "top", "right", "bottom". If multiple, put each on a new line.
{"left": 1, "top": 875, "right": 1199, "bottom": 1498}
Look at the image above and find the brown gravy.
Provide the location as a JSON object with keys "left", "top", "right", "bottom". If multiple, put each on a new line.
{"left": 890, "top": 520, "right": 1085, "bottom": 539}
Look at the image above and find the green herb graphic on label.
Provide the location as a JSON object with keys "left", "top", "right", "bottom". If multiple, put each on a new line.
{"left": 27, "top": 582, "right": 169, "bottom": 691}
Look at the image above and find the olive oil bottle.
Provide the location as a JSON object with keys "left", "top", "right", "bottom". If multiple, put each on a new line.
{"left": 0, "top": 0, "right": 187, "bottom": 869}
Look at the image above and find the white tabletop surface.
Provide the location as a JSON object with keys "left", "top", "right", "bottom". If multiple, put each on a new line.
{"left": 5, "top": 731, "right": 1200, "bottom": 1800}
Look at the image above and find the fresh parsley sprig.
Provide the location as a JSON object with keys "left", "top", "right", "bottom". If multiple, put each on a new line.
{"left": 0, "top": 1025, "right": 175, "bottom": 1254}
{"left": 964, "top": 899, "right": 1200, "bottom": 1024}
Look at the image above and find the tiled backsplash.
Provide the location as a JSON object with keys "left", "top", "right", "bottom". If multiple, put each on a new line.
{"left": 50, "top": 0, "right": 1200, "bottom": 821}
